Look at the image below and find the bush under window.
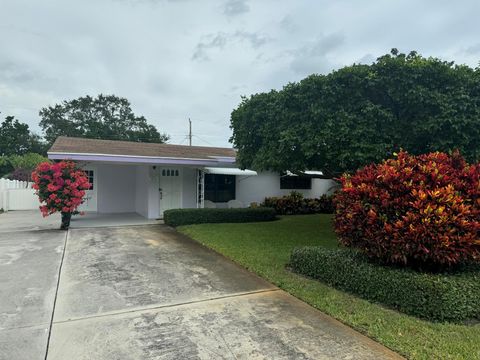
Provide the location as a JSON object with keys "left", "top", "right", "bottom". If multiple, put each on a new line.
{"left": 262, "top": 191, "right": 334, "bottom": 215}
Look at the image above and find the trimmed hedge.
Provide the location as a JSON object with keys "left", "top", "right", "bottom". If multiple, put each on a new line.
{"left": 290, "top": 246, "right": 480, "bottom": 322}
{"left": 163, "top": 207, "right": 277, "bottom": 227}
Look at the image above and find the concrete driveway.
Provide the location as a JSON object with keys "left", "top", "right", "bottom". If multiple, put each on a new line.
{"left": 0, "top": 211, "right": 64, "bottom": 359}
{"left": 0, "top": 212, "right": 402, "bottom": 359}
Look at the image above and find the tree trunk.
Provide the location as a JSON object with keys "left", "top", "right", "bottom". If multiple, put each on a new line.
{"left": 60, "top": 212, "right": 72, "bottom": 230}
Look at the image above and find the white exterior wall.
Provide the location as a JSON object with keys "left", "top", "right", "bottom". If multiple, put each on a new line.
{"left": 182, "top": 167, "right": 197, "bottom": 209}
{"left": 135, "top": 166, "right": 149, "bottom": 218}
{"left": 235, "top": 171, "right": 337, "bottom": 206}
{"left": 96, "top": 164, "right": 137, "bottom": 213}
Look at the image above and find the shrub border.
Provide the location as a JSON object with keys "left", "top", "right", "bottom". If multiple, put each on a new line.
{"left": 290, "top": 246, "right": 480, "bottom": 322}
{"left": 164, "top": 207, "right": 277, "bottom": 227}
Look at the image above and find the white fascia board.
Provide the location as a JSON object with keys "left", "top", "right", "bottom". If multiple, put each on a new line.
{"left": 203, "top": 167, "right": 257, "bottom": 176}
{"left": 47, "top": 152, "right": 236, "bottom": 166}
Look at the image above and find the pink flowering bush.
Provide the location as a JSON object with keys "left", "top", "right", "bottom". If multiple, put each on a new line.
{"left": 32, "top": 161, "right": 90, "bottom": 229}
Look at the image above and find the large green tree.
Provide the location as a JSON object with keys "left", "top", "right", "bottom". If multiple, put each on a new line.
{"left": 39, "top": 94, "right": 170, "bottom": 145}
{"left": 230, "top": 50, "right": 480, "bottom": 175}
{"left": 0, "top": 115, "right": 46, "bottom": 156}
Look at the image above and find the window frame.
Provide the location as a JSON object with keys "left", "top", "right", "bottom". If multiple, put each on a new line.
{"left": 161, "top": 168, "right": 180, "bottom": 177}
{"left": 280, "top": 175, "right": 312, "bottom": 190}
{"left": 84, "top": 170, "right": 94, "bottom": 190}
{"left": 204, "top": 174, "right": 236, "bottom": 203}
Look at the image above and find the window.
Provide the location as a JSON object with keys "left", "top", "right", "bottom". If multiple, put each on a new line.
{"left": 161, "top": 168, "right": 179, "bottom": 177}
{"left": 204, "top": 174, "right": 236, "bottom": 202}
{"left": 280, "top": 175, "right": 311, "bottom": 190}
{"left": 84, "top": 170, "right": 94, "bottom": 190}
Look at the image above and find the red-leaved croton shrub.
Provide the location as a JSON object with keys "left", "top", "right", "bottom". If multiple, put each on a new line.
{"left": 32, "top": 161, "right": 90, "bottom": 229}
{"left": 334, "top": 151, "right": 480, "bottom": 270}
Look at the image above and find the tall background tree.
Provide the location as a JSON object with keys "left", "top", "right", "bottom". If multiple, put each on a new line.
{"left": 230, "top": 49, "right": 480, "bottom": 175}
{"left": 0, "top": 114, "right": 48, "bottom": 178}
{"left": 39, "top": 94, "right": 170, "bottom": 145}
{"left": 0, "top": 115, "right": 46, "bottom": 156}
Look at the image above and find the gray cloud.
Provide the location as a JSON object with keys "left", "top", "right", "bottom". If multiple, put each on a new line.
{"left": 0, "top": 61, "right": 38, "bottom": 83}
{"left": 223, "top": 0, "right": 249, "bottom": 17}
{"left": 288, "top": 33, "right": 345, "bottom": 75}
{"left": 0, "top": 60, "right": 61, "bottom": 95}
{"left": 279, "top": 16, "right": 297, "bottom": 33}
{"left": 192, "top": 31, "right": 268, "bottom": 61}
{"left": 356, "top": 53, "right": 376, "bottom": 65}
{"left": 237, "top": 31, "right": 269, "bottom": 48}
{"left": 464, "top": 43, "right": 480, "bottom": 55}
{"left": 192, "top": 33, "right": 229, "bottom": 61}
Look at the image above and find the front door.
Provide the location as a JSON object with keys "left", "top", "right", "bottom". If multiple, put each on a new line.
{"left": 159, "top": 168, "right": 182, "bottom": 217}
{"left": 79, "top": 168, "right": 97, "bottom": 212}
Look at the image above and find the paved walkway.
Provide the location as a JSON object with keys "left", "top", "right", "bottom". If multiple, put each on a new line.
{"left": 0, "top": 211, "right": 402, "bottom": 359}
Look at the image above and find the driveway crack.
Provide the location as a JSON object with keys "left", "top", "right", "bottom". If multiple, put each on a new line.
{"left": 52, "top": 288, "right": 280, "bottom": 325}
{"left": 44, "top": 229, "right": 69, "bottom": 360}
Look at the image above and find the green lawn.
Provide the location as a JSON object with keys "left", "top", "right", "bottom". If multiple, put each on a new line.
{"left": 178, "top": 214, "right": 480, "bottom": 360}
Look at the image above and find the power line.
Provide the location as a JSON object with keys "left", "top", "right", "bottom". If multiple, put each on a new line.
{"left": 168, "top": 135, "right": 190, "bottom": 138}
{"left": 193, "top": 134, "right": 216, "bottom": 147}
{"left": 177, "top": 135, "right": 189, "bottom": 145}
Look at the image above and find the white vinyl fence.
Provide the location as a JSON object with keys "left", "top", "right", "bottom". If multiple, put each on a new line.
{"left": 0, "top": 178, "right": 39, "bottom": 211}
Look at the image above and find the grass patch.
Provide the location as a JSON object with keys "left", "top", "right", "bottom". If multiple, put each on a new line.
{"left": 178, "top": 214, "right": 480, "bottom": 359}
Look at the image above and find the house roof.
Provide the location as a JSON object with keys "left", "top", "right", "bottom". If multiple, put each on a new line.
{"left": 48, "top": 136, "right": 237, "bottom": 165}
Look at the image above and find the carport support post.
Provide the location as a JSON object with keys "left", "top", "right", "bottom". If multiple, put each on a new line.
{"left": 196, "top": 169, "right": 205, "bottom": 208}
{"left": 60, "top": 212, "right": 72, "bottom": 230}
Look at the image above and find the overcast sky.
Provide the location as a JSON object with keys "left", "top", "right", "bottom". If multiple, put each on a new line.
{"left": 1, "top": 0, "right": 479, "bottom": 147}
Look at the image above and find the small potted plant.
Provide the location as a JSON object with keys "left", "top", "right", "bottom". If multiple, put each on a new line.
{"left": 32, "top": 161, "right": 90, "bottom": 230}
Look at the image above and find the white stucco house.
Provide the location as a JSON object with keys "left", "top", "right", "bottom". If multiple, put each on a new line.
{"left": 48, "top": 137, "right": 336, "bottom": 219}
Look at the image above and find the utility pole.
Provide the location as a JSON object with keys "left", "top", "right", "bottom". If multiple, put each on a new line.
{"left": 188, "top": 118, "right": 192, "bottom": 146}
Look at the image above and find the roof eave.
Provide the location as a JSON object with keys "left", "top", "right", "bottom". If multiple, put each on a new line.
{"left": 47, "top": 152, "right": 236, "bottom": 166}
